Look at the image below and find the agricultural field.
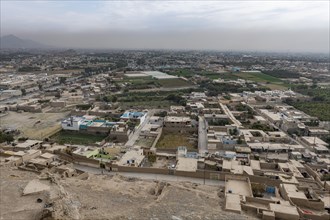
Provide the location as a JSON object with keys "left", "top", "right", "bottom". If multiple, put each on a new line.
{"left": 119, "top": 76, "right": 194, "bottom": 90}
{"left": 117, "top": 90, "right": 193, "bottom": 109}
{"left": 156, "top": 132, "right": 197, "bottom": 151}
{"left": 120, "top": 77, "right": 160, "bottom": 90}
{"left": 135, "top": 137, "right": 156, "bottom": 148}
{"left": 169, "top": 69, "right": 195, "bottom": 78}
{"left": 286, "top": 86, "right": 330, "bottom": 121}
{"left": 169, "top": 69, "right": 237, "bottom": 80}
{"left": 50, "top": 131, "right": 107, "bottom": 145}
{"left": 158, "top": 78, "right": 193, "bottom": 88}
{"left": 119, "top": 100, "right": 173, "bottom": 109}
{"left": 291, "top": 86, "right": 330, "bottom": 102}
{"left": 288, "top": 102, "right": 330, "bottom": 121}
{"left": 234, "top": 72, "right": 288, "bottom": 90}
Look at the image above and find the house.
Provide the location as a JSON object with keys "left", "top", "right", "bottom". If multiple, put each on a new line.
{"left": 61, "top": 116, "right": 85, "bottom": 131}
{"left": 15, "top": 140, "right": 42, "bottom": 151}
{"left": 176, "top": 157, "right": 198, "bottom": 172}
{"left": 164, "top": 116, "right": 192, "bottom": 128}
{"left": 120, "top": 111, "right": 147, "bottom": 126}
{"left": 204, "top": 114, "right": 230, "bottom": 125}
{"left": 117, "top": 148, "right": 145, "bottom": 167}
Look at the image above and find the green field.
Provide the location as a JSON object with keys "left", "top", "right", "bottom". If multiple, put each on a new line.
{"left": 288, "top": 102, "right": 330, "bottom": 121}
{"left": 169, "top": 69, "right": 194, "bottom": 78}
{"left": 51, "top": 131, "right": 107, "bottom": 145}
{"left": 156, "top": 132, "right": 197, "bottom": 151}
{"left": 158, "top": 78, "right": 193, "bottom": 87}
{"left": 135, "top": 137, "right": 156, "bottom": 148}
{"left": 234, "top": 72, "right": 288, "bottom": 90}
{"left": 169, "top": 69, "right": 238, "bottom": 80}
{"left": 119, "top": 100, "right": 173, "bottom": 109}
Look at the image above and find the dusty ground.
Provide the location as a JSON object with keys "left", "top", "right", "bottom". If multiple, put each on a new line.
{"left": 0, "top": 165, "right": 258, "bottom": 220}
{"left": 0, "top": 111, "right": 69, "bottom": 139}
{"left": 0, "top": 165, "right": 44, "bottom": 220}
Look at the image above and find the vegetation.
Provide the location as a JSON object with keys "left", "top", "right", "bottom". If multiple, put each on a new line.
{"left": 147, "top": 154, "right": 157, "bottom": 163}
{"left": 117, "top": 90, "right": 193, "bottom": 108}
{"left": 200, "top": 81, "right": 267, "bottom": 96}
{"left": 235, "top": 72, "right": 283, "bottom": 83}
{"left": 229, "top": 128, "right": 239, "bottom": 136}
{"left": 321, "top": 174, "right": 330, "bottom": 181}
{"left": 154, "top": 111, "right": 168, "bottom": 117}
{"left": 51, "top": 131, "right": 106, "bottom": 145}
{"left": 287, "top": 101, "right": 330, "bottom": 121}
{"left": 0, "top": 132, "right": 14, "bottom": 143}
{"left": 21, "top": 88, "right": 26, "bottom": 96}
{"left": 234, "top": 72, "right": 288, "bottom": 90}
{"left": 292, "top": 86, "right": 330, "bottom": 102}
{"left": 250, "top": 122, "right": 275, "bottom": 132}
{"left": 263, "top": 70, "right": 300, "bottom": 78}
{"left": 18, "top": 66, "right": 41, "bottom": 72}
{"left": 286, "top": 86, "right": 330, "bottom": 121}
{"left": 76, "top": 104, "right": 92, "bottom": 110}
{"left": 208, "top": 120, "right": 230, "bottom": 126}
{"left": 136, "top": 137, "right": 155, "bottom": 148}
{"left": 158, "top": 78, "right": 193, "bottom": 87}
{"left": 251, "top": 183, "right": 265, "bottom": 197}
{"left": 156, "top": 132, "right": 197, "bottom": 151}
{"left": 165, "top": 94, "right": 186, "bottom": 106}
{"left": 321, "top": 136, "right": 330, "bottom": 147}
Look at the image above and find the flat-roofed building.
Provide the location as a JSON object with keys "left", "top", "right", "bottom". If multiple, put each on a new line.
{"left": 164, "top": 116, "right": 192, "bottom": 128}
{"left": 176, "top": 157, "right": 197, "bottom": 172}
{"left": 61, "top": 116, "right": 85, "bottom": 131}
{"left": 268, "top": 203, "right": 299, "bottom": 220}
{"left": 307, "top": 129, "right": 329, "bottom": 138}
{"left": 117, "top": 148, "right": 145, "bottom": 167}
{"left": 15, "top": 140, "right": 42, "bottom": 151}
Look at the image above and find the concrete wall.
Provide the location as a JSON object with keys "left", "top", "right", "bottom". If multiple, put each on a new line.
{"left": 260, "top": 162, "right": 278, "bottom": 170}
{"left": 22, "top": 150, "right": 42, "bottom": 163}
{"left": 163, "top": 127, "right": 198, "bottom": 133}
{"left": 112, "top": 165, "right": 170, "bottom": 175}
{"left": 86, "top": 126, "right": 110, "bottom": 135}
{"left": 298, "top": 209, "right": 330, "bottom": 220}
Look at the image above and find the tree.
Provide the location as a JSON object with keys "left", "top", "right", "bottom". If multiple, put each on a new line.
{"left": 103, "top": 96, "right": 109, "bottom": 103}
{"left": 0, "top": 132, "right": 14, "bottom": 143}
{"left": 59, "top": 77, "right": 66, "bottom": 84}
{"left": 21, "top": 88, "right": 26, "bottom": 96}
{"left": 111, "top": 95, "right": 118, "bottom": 103}
{"left": 237, "top": 136, "right": 243, "bottom": 144}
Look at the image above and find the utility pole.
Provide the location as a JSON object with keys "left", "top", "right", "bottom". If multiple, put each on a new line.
{"left": 203, "top": 165, "right": 206, "bottom": 185}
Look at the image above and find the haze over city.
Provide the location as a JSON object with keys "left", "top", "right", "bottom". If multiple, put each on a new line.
{"left": 1, "top": 0, "right": 329, "bottom": 52}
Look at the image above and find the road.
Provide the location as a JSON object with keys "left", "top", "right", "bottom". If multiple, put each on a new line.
{"left": 220, "top": 102, "right": 242, "bottom": 127}
{"left": 198, "top": 116, "right": 208, "bottom": 154}
{"left": 125, "top": 109, "right": 155, "bottom": 147}
{"left": 74, "top": 164, "right": 225, "bottom": 186}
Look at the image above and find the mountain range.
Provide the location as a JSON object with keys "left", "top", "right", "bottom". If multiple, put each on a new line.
{"left": 0, "top": 34, "right": 50, "bottom": 49}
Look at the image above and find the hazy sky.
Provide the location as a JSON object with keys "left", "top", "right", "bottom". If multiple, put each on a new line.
{"left": 1, "top": 0, "right": 329, "bottom": 52}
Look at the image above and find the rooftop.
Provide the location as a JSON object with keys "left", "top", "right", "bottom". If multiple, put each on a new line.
{"left": 176, "top": 157, "right": 197, "bottom": 172}
{"left": 164, "top": 116, "right": 191, "bottom": 123}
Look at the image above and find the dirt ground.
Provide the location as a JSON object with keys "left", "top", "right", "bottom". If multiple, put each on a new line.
{"left": 0, "top": 111, "right": 69, "bottom": 139}
{"left": 0, "top": 165, "right": 258, "bottom": 220}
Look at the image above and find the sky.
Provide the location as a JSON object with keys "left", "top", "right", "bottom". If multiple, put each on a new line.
{"left": 1, "top": 0, "right": 329, "bottom": 52}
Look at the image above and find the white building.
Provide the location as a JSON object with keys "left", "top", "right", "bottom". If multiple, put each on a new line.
{"left": 61, "top": 116, "right": 85, "bottom": 131}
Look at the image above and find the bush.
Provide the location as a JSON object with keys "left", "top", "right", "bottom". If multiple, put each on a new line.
{"left": 18, "top": 137, "right": 28, "bottom": 142}
{"left": 0, "top": 132, "right": 14, "bottom": 143}
{"left": 147, "top": 154, "right": 156, "bottom": 163}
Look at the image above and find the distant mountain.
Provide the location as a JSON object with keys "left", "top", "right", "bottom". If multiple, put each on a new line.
{"left": 0, "top": 34, "right": 50, "bottom": 49}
